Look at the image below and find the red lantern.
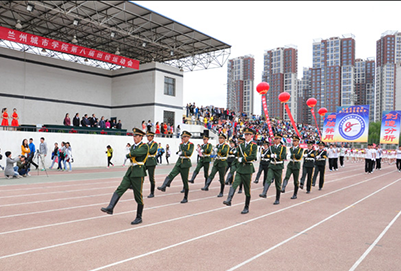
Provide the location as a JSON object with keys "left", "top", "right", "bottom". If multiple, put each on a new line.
{"left": 318, "top": 107, "right": 328, "bottom": 117}
{"left": 278, "top": 92, "right": 291, "bottom": 103}
{"left": 256, "top": 82, "right": 270, "bottom": 95}
{"left": 306, "top": 98, "right": 317, "bottom": 108}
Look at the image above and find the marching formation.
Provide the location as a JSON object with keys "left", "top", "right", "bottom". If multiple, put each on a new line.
{"left": 100, "top": 127, "right": 392, "bottom": 225}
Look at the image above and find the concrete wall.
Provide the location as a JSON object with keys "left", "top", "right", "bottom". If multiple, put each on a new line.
{"left": 0, "top": 130, "right": 218, "bottom": 169}
{"left": 0, "top": 47, "right": 184, "bottom": 130}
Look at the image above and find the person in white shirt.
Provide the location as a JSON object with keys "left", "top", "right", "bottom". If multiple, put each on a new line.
{"left": 396, "top": 146, "right": 401, "bottom": 172}
{"left": 339, "top": 144, "right": 346, "bottom": 167}
{"left": 364, "top": 144, "right": 375, "bottom": 174}
{"left": 327, "top": 145, "right": 336, "bottom": 171}
{"left": 375, "top": 145, "right": 382, "bottom": 170}
{"left": 122, "top": 143, "right": 131, "bottom": 166}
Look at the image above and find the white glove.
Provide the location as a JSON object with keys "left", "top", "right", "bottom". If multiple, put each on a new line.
{"left": 177, "top": 151, "right": 182, "bottom": 156}
{"left": 271, "top": 154, "right": 277, "bottom": 159}
{"left": 238, "top": 157, "right": 243, "bottom": 163}
{"left": 214, "top": 148, "right": 218, "bottom": 152}
{"left": 201, "top": 149, "right": 204, "bottom": 153}
{"left": 316, "top": 155, "right": 321, "bottom": 160}
{"left": 303, "top": 154, "right": 308, "bottom": 157}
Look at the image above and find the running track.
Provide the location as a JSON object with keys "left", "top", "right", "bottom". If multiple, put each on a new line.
{"left": 0, "top": 162, "right": 400, "bottom": 270}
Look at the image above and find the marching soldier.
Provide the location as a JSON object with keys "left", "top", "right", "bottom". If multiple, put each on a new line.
{"left": 157, "top": 131, "right": 194, "bottom": 203}
{"left": 226, "top": 136, "right": 245, "bottom": 195}
{"left": 189, "top": 135, "right": 212, "bottom": 185}
{"left": 145, "top": 131, "right": 158, "bottom": 198}
{"left": 201, "top": 133, "right": 229, "bottom": 197}
{"left": 101, "top": 128, "right": 149, "bottom": 225}
{"left": 299, "top": 141, "right": 316, "bottom": 194}
{"left": 254, "top": 140, "right": 270, "bottom": 186}
{"left": 224, "top": 139, "right": 238, "bottom": 185}
{"left": 223, "top": 128, "right": 257, "bottom": 214}
{"left": 312, "top": 142, "right": 328, "bottom": 190}
{"left": 259, "top": 133, "right": 287, "bottom": 205}
{"left": 281, "top": 135, "right": 304, "bottom": 199}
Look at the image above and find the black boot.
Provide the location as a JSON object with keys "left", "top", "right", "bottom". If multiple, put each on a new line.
{"left": 148, "top": 183, "right": 155, "bottom": 198}
{"left": 259, "top": 182, "right": 271, "bottom": 198}
{"left": 238, "top": 183, "right": 243, "bottom": 194}
{"left": 131, "top": 204, "right": 143, "bottom": 225}
{"left": 241, "top": 196, "right": 250, "bottom": 214}
{"left": 157, "top": 176, "right": 171, "bottom": 192}
{"left": 101, "top": 192, "right": 121, "bottom": 214}
{"left": 181, "top": 189, "right": 189, "bottom": 203}
{"left": 291, "top": 185, "right": 298, "bottom": 199}
{"left": 281, "top": 178, "right": 288, "bottom": 193}
{"left": 180, "top": 187, "right": 185, "bottom": 193}
{"left": 188, "top": 171, "right": 198, "bottom": 184}
{"left": 225, "top": 173, "right": 232, "bottom": 185}
{"left": 273, "top": 189, "right": 280, "bottom": 205}
{"left": 217, "top": 183, "right": 224, "bottom": 197}
{"left": 201, "top": 178, "right": 212, "bottom": 191}
{"left": 223, "top": 186, "right": 236, "bottom": 206}
{"left": 299, "top": 181, "right": 304, "bottom": 190}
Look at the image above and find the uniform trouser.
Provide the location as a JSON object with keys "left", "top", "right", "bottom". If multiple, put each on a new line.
{"left": 194, "top": 160, "right": 210, "bottom": 180}
{"left": 334, "top": 158, "right": 338, "bottom": 169}
{"left": 255, "top": 164, "right": 269, "bottom": 185}
{"left": 283, "top": 166, "right": 300, "bottom": 188}
{"left": 232, "top": 172, "right": 252, "bottom": 197}
{"left": 167, "top": 165, "right": 190, "bottom": 190}
{"left": 328, "top": 158, "right": 334, "bottom": 170}
{"left": 396, "top": 159, "right": 401, "bottom": 170}
{"left": 312, "top": 165, "right": 325, "bottom": 188}
{"left": 301, "top": 167, "right": 314, "bottom": 192}
{"left": 209, "top": 165, "right": 227, "bottom": 186}
{"left": 339, "top": 156, "right": 344, "bottom": 166}
{"left": 266, "top": 168, "right": 283, "bottom": 193}
{"left": 365, "top": 159, "right": 373, "bottom": 173}
{"left": 146, "top": 166, "right": 156, "bottom": 186}
{"left": 115, "top": 175, "right": 144, "bottom": 205}
{"left": 376, "top": 158, "right": 381, "bottom": 169}
{"left": 300, "top": 164, "right": 307, "bottom": 183}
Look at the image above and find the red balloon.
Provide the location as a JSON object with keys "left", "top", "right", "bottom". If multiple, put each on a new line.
{"left": 306, "top": 98, "right": 317, "bottom": 108}
{"left": 256, "top": 82, "right": 270, "bottom": 95}
{"left": 278, "top": 92, "right": 291, "bottom": 103}
{"left": 318, "top": 107, "right": 328, "bottom": 116}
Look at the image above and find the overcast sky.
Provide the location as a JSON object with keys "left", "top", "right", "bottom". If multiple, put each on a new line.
{"left": 135, "top": 1, "right": 401, "bottom": 114}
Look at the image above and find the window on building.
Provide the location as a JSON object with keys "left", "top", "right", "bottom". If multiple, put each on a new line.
{"left": 163, "top": 110, "right": 175, "bottom": 126}
{"left": 164, "top": 77, "right": 176, "bottom": 96}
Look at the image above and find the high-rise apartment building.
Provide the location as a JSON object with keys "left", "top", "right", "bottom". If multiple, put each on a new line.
{"left": 375, "top": 30, "right": 401, "bottom": 121}
{"left": 354, "top": 58, "right": 375, "bottom": 122}
{"left": 262, "top": 45, "right": 298, "bottom": 121}
{"left": 310, "top": 34, "right": 355, "bottom": 125}
{"left": 226, "top": 55, "right": 255, "bottom": 115}
{"left": 297, "top": 67, "right": 312, "bottom": 124}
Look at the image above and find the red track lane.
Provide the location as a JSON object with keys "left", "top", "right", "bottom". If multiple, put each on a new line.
{"left": 0, "top": 164, "right": 398, "bottom": 270}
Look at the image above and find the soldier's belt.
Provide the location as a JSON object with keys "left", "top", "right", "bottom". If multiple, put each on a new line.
{"left": 203, "top": 154, "right": 211, "bottom": 157}
{"left": 290, "top": 159, "right": 301, "bottom": 162}
{"left": 317, "top": 158, "right": 326, "bottom": 161}
{"left": 179, "top": 156, "right": 190, "bottom": 159}
{"left": 261, "top": 158, "right": 270, "bottom": 161}
{"left": 216, "top": 157, "right": 227, "bottom": 160}
{"left": 305, "top": 158, "right": 315, "bottom": 161}
{"left": 148, "top": 155, "right": 156, "bottom": 157}
{"left": 130, "top": 162, "right": 145, "bottom": 166}
{"left": 228, "top": 155, "right": 236, "bottom": 158}
{"left": 271, "top": 161, "right": 283, "bottom": 164}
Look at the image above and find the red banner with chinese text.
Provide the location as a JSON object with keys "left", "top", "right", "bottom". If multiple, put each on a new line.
{"left": 0, "top": 26, "right": 139, "bottom": 69}
{"left": 284, "top": 103, "right": 300, "bottom": 138}
{"left": 380, "top": 111, "right": 401, "bottom": 145}
{"left": 322, "top": 113, "right": 336, "bottom": 143}
{"left": 311, "top": 107, "right": 321, "bottom": 138}
{"left": 262, "top": 95, "right": 274, "bottom": 138}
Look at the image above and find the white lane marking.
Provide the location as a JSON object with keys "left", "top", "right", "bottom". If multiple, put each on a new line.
{"left": 91, "top": 175, "right": 400, "bottom": 271}
{"left": 0, "top": 168, "right": 366, "bottom": 218}
{"left": 227, "top": 179, "right": 401, "bottom": 270}
{"left": 0, "top": 169, "right": 392, "bottom": 261}
{"left": 349, "top": 211, "right": 401, "bottom": 271}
